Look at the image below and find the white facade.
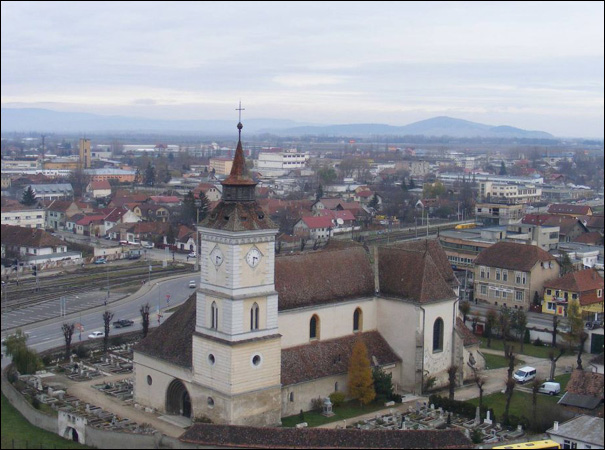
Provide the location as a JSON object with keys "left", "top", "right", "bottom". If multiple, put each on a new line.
{"left": 480, "top": 181, "right": 542, "bottom": 204}
{"left": 1, "top": 208, "right": 46, "bottom": 229}
{"left": 256, "top": 150, "right": 308, "bottom": 177}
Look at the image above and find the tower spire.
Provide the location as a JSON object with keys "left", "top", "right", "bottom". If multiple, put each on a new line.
{"left": 236, "top": 101, "right": 245, "bottom": 141}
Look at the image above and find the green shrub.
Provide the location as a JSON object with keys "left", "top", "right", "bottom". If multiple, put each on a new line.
{"left": 533, "top": 337, "right": 544, "bottom": 347}
{"left": 329, "top": 391, "right": 346, "bottom": 407}
{"left": 311, "top": 396, "right": 324, "bottom": 412}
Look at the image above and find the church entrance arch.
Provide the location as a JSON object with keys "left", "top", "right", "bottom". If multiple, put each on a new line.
{"left": 63, "top": 427, "right": 79, "bottom": 442}
{"left": 166, "top": 379, "right": 192, "bottom": 418}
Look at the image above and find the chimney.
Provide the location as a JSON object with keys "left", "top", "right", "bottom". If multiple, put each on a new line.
{"left": 553, "top": 421, "right": 559, "bottom": 431}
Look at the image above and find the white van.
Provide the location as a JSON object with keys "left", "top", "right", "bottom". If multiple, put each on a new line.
{"left": 513, "top": 366, "right": 537, "bottom": 383}
{"left": 538, "top": 382, "right": 561, "bottom": 396}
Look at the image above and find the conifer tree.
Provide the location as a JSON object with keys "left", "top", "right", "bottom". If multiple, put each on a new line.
{"left": 348, "top": 340, "right": 376, "bottom": 407}
{"left": 21, "top": 186, "right": 37, "bottom": 206}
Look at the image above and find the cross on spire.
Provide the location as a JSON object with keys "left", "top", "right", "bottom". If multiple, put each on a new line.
{"left": 236, "top": 101, "right": 245, "bottom": 139}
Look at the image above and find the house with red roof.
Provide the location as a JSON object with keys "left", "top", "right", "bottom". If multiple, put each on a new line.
{"left": 542, "top": 268, "right": 604, "bottom": 318}
{"left": 86, "top": 180, "right": 112, "bottom": 198}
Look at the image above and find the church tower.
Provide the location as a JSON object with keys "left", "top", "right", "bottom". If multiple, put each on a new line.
{"left": 192, "top": 113, "right": 282, "bottom": 426}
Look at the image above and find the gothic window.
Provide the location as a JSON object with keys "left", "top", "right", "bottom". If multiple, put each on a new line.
{"left": 250, "top": 302, "right": 260, "bottom": 330}
{"left": 310, "top": 315, "right": 320, "bottom": 340}
{"left": 433, "top": 318, "right": 444, "bottom": 352}
{"left": 211, "top": 302, "right": 218, "bottom": 330}
{"left": 353, "top": 308, "right": 363, "bottom": 332}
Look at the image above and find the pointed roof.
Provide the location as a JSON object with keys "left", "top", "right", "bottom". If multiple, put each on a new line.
{"left": 378, "top": 240, "right": 457, "bottom": 303}
{"left": 221, "top": 123, "right": 256, "bottom": 187}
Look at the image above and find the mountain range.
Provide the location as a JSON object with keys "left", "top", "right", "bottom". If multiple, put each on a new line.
{"left": 0, "top": 108, "right": 554, "bottom": 139}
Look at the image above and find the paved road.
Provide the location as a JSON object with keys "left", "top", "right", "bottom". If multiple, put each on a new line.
{"left": 1, "top": 273, "right": 196, "bottom": 368}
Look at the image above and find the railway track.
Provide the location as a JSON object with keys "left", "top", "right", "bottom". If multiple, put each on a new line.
{"left": 1, "top": 263, "right": 194, "bottom": 312}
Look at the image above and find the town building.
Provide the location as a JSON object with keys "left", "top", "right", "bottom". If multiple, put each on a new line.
{"left": 475, "top": 202, "right": 524, "bottom": 226}
{"left": 479, "top": 181, "right": 542, "bottom": 204}
{"left": 20, "top": 183, "right": 74, "bottom": 202}
{"left": 1, "top": 205, "right": 46, "bottom": 229}
{"left": 255, "top": 149, "right": 308, "bottom": 178}
{"left": 209, "top": 158, "right": 234, "bottom": 176}
{"left": 86, "top": 180, "right": 112, "bottom": 198}
{"left": 473, "top": 241, "right": 559, "bottom": 310}
{"left": 0, "top": 224, "right": 81, "bottom": 264}
{"left": 546, "top": 416, "right": 604, "bottom": 449}
{"left": 542, "top": 268, "right": 604, "bottom": 319}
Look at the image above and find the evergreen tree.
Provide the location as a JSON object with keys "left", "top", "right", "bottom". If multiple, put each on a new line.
{"left": 368, "top": 193, "right": 379, "bottom": 210}
{"left": 182, "top": 191, "right": 197, "bottom": 224}
{"left": 408, "top": 178, "right": 416, "bottom": 189}
{"left": 102, "top": 310, "right": 114, "bottom": 354}
{"left": 21, "top": 186, "right": 37, "bottom": 206}
{"left": 401, "top": 178, "right": 408, "bottom": 191}
{"left": 316, "top": 184, "right": 324, "bottom": 201}
{"left": 166, "top": 224, "right": 176, "bottom": 245}
{"left": 62, "top": 323, "right": 75, "bottom": 361}
{"left": 144, "top": 162, "right": 156, "bottom": 186}
{"left": 499, "top": 161, "right": 507, "bottom": 175}
{"left": 348, "top": 340, "right": 376, "bottom": 407}
{"left": 198, "top": 191, "right": 211, "bottom": 222}
{"left": 140, "top": 303, "right": 151, "bottom": 338}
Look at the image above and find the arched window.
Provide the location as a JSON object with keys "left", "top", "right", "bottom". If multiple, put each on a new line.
{"left": 433, "top": 318, "right": 444, "bottom": 352}
{"left": 211, "top": 302, "right": 218, "bottom": 330}
{"left": 353, "top": 308, "right": 363, "bottom": 332}
{"left": 250, "top": 303, "right": 260, "bottom": 330}
{"left": 310, "top": 315, "right": 320, "bottom": 340}
{"left": 289, "top": 392, "right": 294, "bottom": 402}
{"left": 335, "top": 382, "right": 339, "bottom": 392}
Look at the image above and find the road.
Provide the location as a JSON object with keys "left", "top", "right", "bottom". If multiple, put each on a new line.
{"left": 1, "top": 273, "right": 196, "bottom": 369}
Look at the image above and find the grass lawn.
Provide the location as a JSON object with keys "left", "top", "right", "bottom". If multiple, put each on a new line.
{"left": 281, "top": 400, "right": 388, "bottom": 427}
{"left": 1, "top": 393, "right": 90, "bottom": 449}
{"left": 479, "top": 337, "right": 573, "bottom": 359}
{"left": 467, "top": 373, "right": 572, "bottom": 420}
{"left": 483, "top": 353, "right": 525, "bottom": 370}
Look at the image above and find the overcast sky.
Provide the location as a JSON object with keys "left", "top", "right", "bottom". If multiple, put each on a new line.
{"left": 1, "top": 1, "right": 603, "bottom": 137}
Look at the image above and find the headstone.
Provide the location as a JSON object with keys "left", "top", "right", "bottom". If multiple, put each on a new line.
{"left": 474, "top": 406, "right": 481, "bottom": 425}
{"left": 485, "top": 410, "right": 492, "bottom": 425}
{"left": 322, "top": 397, "right": 334, "bottom": 417}
{"left": 431, "top": 404, "right": 435, "bottom": 410}
{"left": 517, "top": 424, "right": 523, "bottom": 432}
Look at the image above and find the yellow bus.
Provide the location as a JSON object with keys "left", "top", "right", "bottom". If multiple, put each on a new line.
{"left": 492, "top": 440, "right": 561, "bottom": 449}
{"left": 455, "top": 222, "right": 477, "bottom": 230}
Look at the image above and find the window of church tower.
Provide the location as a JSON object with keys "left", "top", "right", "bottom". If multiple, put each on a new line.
{"left": 310, "top": 315, "right": 320, "bottom": 340}
{"left": 289, "top": 392, "right": 294, "bottom": 402}
{"left": 211, "top": 302, "right": 218, "bottom": 330}
{"left": 433, "top": 318, "right": 444, "bottom": 353}
{"left": 208, "top": 354, "right": 215, "bottom": 365}
{"left": 252, "top": 354, "right": 262, "bottom": 367}
{"left": 207, "top": 397, "right": 215, "bottom": 408}
{"left": 353, "top": 308, "right": 363, "bottom": 332}
{"left": 147, "top": 375, "right": 152, "bottom": 386}
{"left": 251, "top": 303, "right": 260, "bottom": 331}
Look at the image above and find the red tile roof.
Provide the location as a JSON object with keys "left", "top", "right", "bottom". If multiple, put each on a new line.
{"left": 379, "top": 240, "right": 457, "bottom": 303}
{"left": 0, "top": 225, "right": 66, "bottom": 249}
{"left": 181, "top": 424, "right": 472, "bottom": 449}
{"left": 544, "top": 269, "right": 604, "bottom": 307}
{"left": 548, "top": 203, "right": 593, "bottom": 216}
{"left": 89, "top": 180, "right": 111, "bottom": 190}
{"left": 474, "top": 241, "right": 556, "bottom": 272}
{"left": 456, "top": 318, "right": 479, "bottom": 346}
{"left": 301, "top": 215, "right": 334, "bottom": 229}
{"left": 276, "top": 242, "right": 375, "bottom": 311}
{"left": 281, "top": 331, "right": 400, "bottom": 386}
{"left": 566, "top": 369, "right": 604, "bottom": 398}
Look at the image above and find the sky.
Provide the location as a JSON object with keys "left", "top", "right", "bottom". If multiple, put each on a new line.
{"left": 1, "top": 1, "right": 603, "bottom": 138}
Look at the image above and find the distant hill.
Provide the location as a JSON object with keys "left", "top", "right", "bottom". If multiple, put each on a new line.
{"left": 273, "top": 116, "right": 555, "bottom": 139}
{"left": 0, "top": 108, "right": 554, "bottom": 139}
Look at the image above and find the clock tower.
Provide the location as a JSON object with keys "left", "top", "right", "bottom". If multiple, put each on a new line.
{"left": 192, "top": 116, "right": 282, "bottom": 426}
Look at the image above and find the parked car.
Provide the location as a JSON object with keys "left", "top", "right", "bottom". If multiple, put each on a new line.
{"left": 189, "top": 280, "right": 197, "bottom": 288}
{"left": 127, "top": 253, "right": 141, "bottom": 260}
{"left": 94, "top": 258, "right": 107, "bottom": 264}
{"left": 513, "top": 366, "right": 537, "bottom": 384}
{"left": 188, "top": 251, "right": 197, "bottom": 258}
{"left": 142, "top": 242, "right": 154, "bottom": 249}
{"left": 538, "top": 382, "right": 561, "bottom": 396}
{"left": 113, "top": 319, "right": 134, "bottom": 328}
{"left": 88, "top": 331, "right": 104, "bottom": 339}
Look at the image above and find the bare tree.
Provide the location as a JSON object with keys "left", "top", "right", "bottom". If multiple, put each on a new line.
{"left": 503, "top": 377, "right": 516, "bottom": 423}
{"left": 530, "top": 377, "right": 544, "bottom": 429}
{"left": 61, "top": 323, "right": 75, "bottom": 361}
{"left": 140, "top": 303, "right": 151, "bottom": 338}
{"left": 102, "top": 310, "right": 114, "bottom": 354}
{"left": 548, "top": 348, "right": 565, "bottom": 381}
{"left": 459, "top": 301, "right": 471, "bottom": 324}
{"left": 576, "top": 331, "right": 589, "bottom": 370}
{"left": 485, "top": 309, "right": 498, "bottom": 348}
{"left": 447, "top": 365, "right": 458, "bottom": 400}
{"left": 472, "top": 368, "right": 487, "bottom": 410}
{"left": 551, "top": 314, "right": 559, "bottom": 348}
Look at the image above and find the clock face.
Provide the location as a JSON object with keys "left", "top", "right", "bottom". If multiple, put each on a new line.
{"left": 246, "top": 248, "right": 262, "bottom": 268}
{"left": 209, "top": 247, "right": 224, "bottom": 267}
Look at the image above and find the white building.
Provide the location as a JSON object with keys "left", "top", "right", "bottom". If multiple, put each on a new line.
{"left": 255, "top": 149, "right": 308, "bottom": 178}
{"left": 547, "top": 416, "right": 604, "bottom": 449}
{"left": 1, "top": 205, "right": 46, "bottom": 229}
{"left": 479, "top": 181, "right": 542, "bottom": 204}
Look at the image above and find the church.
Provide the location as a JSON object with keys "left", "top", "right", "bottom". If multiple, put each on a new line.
{"left": 133, "top": 120, "right": 483, "bottom": 426}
